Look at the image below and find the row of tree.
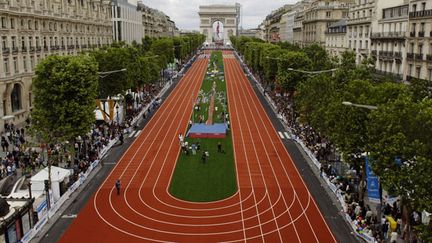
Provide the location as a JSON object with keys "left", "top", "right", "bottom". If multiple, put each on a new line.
{"left": 231, "top": 36, "right": 432, "bottom": 240}
{"left": 31, "top": 34, "right": 205, "bottom": 145}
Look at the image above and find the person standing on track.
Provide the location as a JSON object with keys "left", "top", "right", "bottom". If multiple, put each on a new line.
{"left": 115, "top": 179, "right": 121, "bottom": 195}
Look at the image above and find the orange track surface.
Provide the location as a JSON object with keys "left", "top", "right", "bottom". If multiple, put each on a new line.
{"left": 60, "top": 52, "right": 336, "bottom": 243}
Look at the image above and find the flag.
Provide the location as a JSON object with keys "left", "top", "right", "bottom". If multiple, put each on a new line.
{"left": 365, "top": 156, "right": 381, "bottom": 203}
{"left": 216, "top": 22, "right": 220, "bottom": 36}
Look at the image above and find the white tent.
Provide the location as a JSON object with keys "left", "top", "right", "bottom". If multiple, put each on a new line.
{"left": 30, "top": 166, "right": 71, "bottom": 202}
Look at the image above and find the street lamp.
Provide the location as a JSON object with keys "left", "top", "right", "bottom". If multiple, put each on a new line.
{"left": 98, "top": 68, "right": 127, "bottom": 79}
{"left": 342, "top": 101, "right": 378, "bottom": 110}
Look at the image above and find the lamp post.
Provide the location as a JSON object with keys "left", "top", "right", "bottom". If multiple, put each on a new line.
{"left": 342, "top": 101, "right": 378, "bottom": 110}
{"left": 98, "top": 68, "right": 127, "bottom": 79}
{"left": 264, "top": 56, "right": 338, "bottom": 75}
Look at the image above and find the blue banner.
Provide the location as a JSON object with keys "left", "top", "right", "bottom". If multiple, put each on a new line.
{"left": 365, "top": 156, "right": 381, "bottom": 203}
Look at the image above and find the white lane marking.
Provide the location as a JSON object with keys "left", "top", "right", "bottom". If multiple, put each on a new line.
{"left": 62, "top": 214, "right": 77, "bottom": 219}
{"left": 284, "top": 132, "right": 290, "bottom": 140}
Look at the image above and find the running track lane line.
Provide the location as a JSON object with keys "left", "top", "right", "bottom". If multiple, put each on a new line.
{"left": 226, "top": 54, "right": 337, "bottom": 242}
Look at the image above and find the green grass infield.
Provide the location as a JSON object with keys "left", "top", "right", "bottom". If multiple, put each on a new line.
{"left": 168, "top": 51, "right": 238, "bottom": 202}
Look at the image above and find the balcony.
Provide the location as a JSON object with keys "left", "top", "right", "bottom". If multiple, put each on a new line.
{"left": 406, "top": 53, "right": 414, "bottom": 60}
{"left": 418, "top": 31, "right": 425, "bottom": 37}
{"left": 409, "top": 9, "right": 432, "bottom": 18}
{"left": 36, "top": 46, "right": 41, "bottom": 52}
{"left": 29, "top": 46, "right": 35, "bottom": 53}
{"left": 415, "top": 53, "right": 423, "bottom": 61}
{"left": 21, "top": 46, "right": 27, "bottom": 52}
{"left": 410, "top": 32, "right": 416, "bottom": 37}
{"left": 371, "top": 32, "right": 406, "bottom": 40}
{"left": 371, "top": 50, "right": 377, "bottom": 56}
{"left": 44, "top": 46, "right": 49, "bottom": 51}
{"left": 427, "top": 54, "right": 432, "bottom": 63}
{"left": 2, "top": 47, "right": 10, "bottom": 54}
{"left": 68, "top": 45, "right": 75, "bottom": 49}
{"left": 60, "top": 46, "right": 65, "bottom": 50}
{"left": 11, "top": 47, "right": 18, "bottom": 54}
{"left": 394, "top": 52, "right": 402, "bottom": 59}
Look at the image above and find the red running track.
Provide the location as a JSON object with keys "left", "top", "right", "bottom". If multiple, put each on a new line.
{"left": 60, "top": 52, "right": 337, "bottom": 243}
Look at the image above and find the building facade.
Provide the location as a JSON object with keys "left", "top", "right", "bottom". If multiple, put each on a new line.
{"left": 347, "top": 0, "right": 376, "bottom": 63}
{"left": 112, "top": 0, "right": 143, "bottom": 44}
{"left": 0, "top": 0, "right": 112, "bottom": 128}
{"left": 371, "top": 1, "right": 409, "bottom": 80}
{"left": 280, "top": 11, "right": 296, "bottom": 42}
{"left": 325, "top": 19, "right": 348, "bottom": 56}
{"left": 303, "top": 0, "right": 350, "bottom": 46}
{"left": 406, "top": 0, "right": 432, "bottom": 81}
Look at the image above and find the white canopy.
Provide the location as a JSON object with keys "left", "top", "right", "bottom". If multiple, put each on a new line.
{"left": 31, "top": 166, "right": 70, "bottom": 183}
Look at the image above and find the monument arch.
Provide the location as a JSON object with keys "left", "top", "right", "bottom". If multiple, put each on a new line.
{"left": 198, "top": 3, "right": 241, "bottom": 45}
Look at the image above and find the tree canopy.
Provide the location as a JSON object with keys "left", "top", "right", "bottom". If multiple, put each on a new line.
{"left": 32, "top": 55, "right": 99, "bottom": 143}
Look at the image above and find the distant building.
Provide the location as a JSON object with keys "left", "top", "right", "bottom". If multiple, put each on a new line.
{"left": 137, "top": 1, "right": 178, "bottom": 38}
{"left": 302, "top": 0, "right": 350, "bottom": 46}
{"left": 112, "top": 0, "right": 144, "bottom": 44}
{"left": 325, "top": 19, "right": 347, "bottom": 56}
{"left": 371, "top": 1, "right": 408, "bottom": 81}
{"left": 198, "top": 4, "right": 239, "bottom": 44}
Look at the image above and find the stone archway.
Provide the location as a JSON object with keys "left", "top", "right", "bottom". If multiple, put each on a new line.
{"left": 198, "top": 4, "right": 240, "bottom": 44}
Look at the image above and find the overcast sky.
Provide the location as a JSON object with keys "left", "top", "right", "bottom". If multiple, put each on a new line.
{"left": 128, "top": 0, "right": 297, "bottom": 30}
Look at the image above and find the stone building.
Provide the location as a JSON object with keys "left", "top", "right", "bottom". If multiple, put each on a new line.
{"left": 371, "top": 0, "right": 409, "bottom": 80}
{"left": 406, "top": 0, "right": 432, "bottom": 81}
{"left": 325, "top": 19, "right": 348, "bottom": 56}
{"left": 137, "top": 1, "right": 178, "bottom": 38}
{"left": 0, "top": 0, "right": 112, "bottom": 129}
{"left": 347, "top": 0, "right": 376, "bottom": 63}
{"left": 302, "top": 0, "right": 351, "bottom": 46}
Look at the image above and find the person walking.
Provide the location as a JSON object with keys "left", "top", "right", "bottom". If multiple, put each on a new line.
{"left": 201, "top": 151, "right": 206, "bottom": 164}
{"left": 115, "top": 179, "right": 121, "bottom": 195}
{"left": 217, "top": 142, "right": 222, "bottom": 153}
{"left": 119, "top": 132, "right": 124, "bottom": 145}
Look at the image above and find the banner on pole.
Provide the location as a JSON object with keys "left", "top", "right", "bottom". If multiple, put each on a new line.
{"left": 366, "top": 156, "right": 381, "bottom": 203}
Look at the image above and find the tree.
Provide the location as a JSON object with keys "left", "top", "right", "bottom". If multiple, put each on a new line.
{"left": 276, "top": 51, "right": 311, "bottom": 91}
{"left": 151, "top": 38, "right": 174, "bottom": 68}
{"left": 409, "top": 77, "right": 432, "bottom": 102}
{"left": 31, "top": 55, "right": 98, "bottom": 144}
{"left": 90, "top": 47, "right": 130, "bottom": 98}
{"left": 302, "top": 43, "right": 332, "bottom": 71}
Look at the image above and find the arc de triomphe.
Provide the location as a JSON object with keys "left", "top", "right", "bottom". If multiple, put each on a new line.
{"left": 198, "top": 3, "right": 240, "bottom": 44}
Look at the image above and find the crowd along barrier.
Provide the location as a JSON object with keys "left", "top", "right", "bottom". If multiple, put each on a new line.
{"left": 231, "top": 49, "right": 377, "bottom": 243}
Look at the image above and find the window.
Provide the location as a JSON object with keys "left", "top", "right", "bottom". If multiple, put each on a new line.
{"left": 2, "top": 36, "right": 7, "bottom": 49}
{"left": 30, "top": 56, "right": 34, "bottom": 69}
{"left": 1, "top": 17, "right": 6, "bottom": 28}
{"left": 420, "top": 23, "right": 425, "bottom": 32}
{"left": 3, "top": 58, "right": 9, "bottom": 75}
{"left": 21, "top": 37, "right": 25, "bottom": 48}
{"left": 13, "top": 57, "right": 18, "bottom": 74}
{"left": 23, "top": 56, "right": 27, "bottom": 72}
{"left": 326, "top": 11, "right": 331, "bottom": 18}
{"left": 10, "top": 18, "right": 15, "bottom": 29}
{"left": 412, "top": 4, "right": 417, "bottom": 12}
{"left": 416, "top": 66, "right": 421, "bottom": 78}
{"left": 28, "top": 20, "right": 32, "bottom": 30}
{"left": 11, "top": 36, "right": 16, "bottom": 49}
{"left": 422, "top": 2, "right": 426, "bottom": 11}
{"left": 428, "top": 68, "right": 432, "bottom": 81}
{"left": 11, "top": 83, "right": 22, "bottom": 112}
{"left": 419, "top": 44, "right": 423, "bottom": 53}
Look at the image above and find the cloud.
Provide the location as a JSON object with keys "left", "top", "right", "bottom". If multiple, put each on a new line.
{"left": 129, "top": 0, "right": 297, "bottom": 30}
